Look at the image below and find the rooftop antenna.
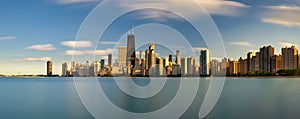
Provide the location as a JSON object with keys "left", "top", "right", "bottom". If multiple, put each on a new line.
{"left": 128, "top": 23, "right": 131, "bottom": 34}
{"left": 132, "top": 25, "right": 135, "bottom": 34}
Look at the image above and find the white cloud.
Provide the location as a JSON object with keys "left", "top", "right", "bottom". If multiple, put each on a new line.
{"left": 278, "top": 42, "right": 297, "bottom": 47}
{"left": 99, "top": 41, "right": 119, "bottom": 45}
{"left": 0, "top": 36, "right": 17, "bottom": 40}
{"left": 15, "top": 57, "right": 52, "bottom": 62}
{"left": 119, "top": 0, "right": 250, "bottom": 17}
{"left": 54, "top": 0, "right": 101, "bottom": 4}
{"left": 192, "top": 47, "right": 208, "bottom": 51}
{"left": 229, "top": 41, "right": 254, "bottom": 47}
{"left": 26, "top": 44, "right": 56, "bottom": 51}
{"left": 61, "top": 41, "right": 92, "bottom": 48}
{"left": 64, "top": 49, "right": 113, "bottom": 55}
{"left": 197, "top": 0, "right": 251, "bottom": 16}
{"left": 261, "top": 5, "right": 300, "bottom": 27}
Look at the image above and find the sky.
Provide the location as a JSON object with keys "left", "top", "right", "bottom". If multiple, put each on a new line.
{"left": 1, "top": 0, "right": 300, "bottom": 75}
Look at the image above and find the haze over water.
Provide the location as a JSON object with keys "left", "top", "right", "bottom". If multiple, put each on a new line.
{"left": 0, "top": 77, "right": 300, "bottom": 119}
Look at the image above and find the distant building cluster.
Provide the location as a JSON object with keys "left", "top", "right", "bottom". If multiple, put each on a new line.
{"left": 212, "top": 45, "right": 300, "bottom": 76}
{"left": 46, "top": 32, "right": 300, "bottom": 77}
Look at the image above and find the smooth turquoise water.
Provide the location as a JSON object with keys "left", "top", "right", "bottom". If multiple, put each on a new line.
{"left": 0, "top": 77, "right": 300, "bottom": 119}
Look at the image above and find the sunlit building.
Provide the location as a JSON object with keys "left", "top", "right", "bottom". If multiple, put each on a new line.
{"left": 282, "top": 46, "right": 298, "bottom": 70}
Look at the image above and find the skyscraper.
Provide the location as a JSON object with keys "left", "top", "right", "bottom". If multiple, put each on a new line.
{"left": 282, "top": 46, "right": 298, "bottom": 70}
{"left": 148, "top": 43, "right": 156, "bottom": 69}
{"left": 247, "top": 52, "right": 255, "bottom": 73}
{"left": 187, "top": 57, "right": 196, "bottom": 75}
{"left": 108, "top": 54, "right": 112, "bottom": 67}
{"left": 145, "top": 49, "right": 149, "bottom": 74}
{"left": 200, "top": 49, "right": 210, "bottom": 76}
{"left": 118, "top": 46, "right": 127, "bottom": 68}
{"left": 176, "top": 50, "right": 181, "bottom": 66}
{"left": 181, "top": 57, "right": 188, "bottom": 75}
{"left": 126, "top": 32, "right": 136, "bottom": 75}
{"left": 100, "top": 59, "right": 105, "bottom": 70}
{"left": 229, "top": 61, "right": 239, "bottom": 75}
{"left": 62, "top": 62, "right": 68, "bottom": 77}
{"left": 259, "top": 45, "right": 274, "bottom": 72}
{"left": 47, "top": 61, "right": 52, "bottom": 77}
{"left": 271, "top": 55, "right": 282, "bottom": 73}
{"left": 169, "top": 55, "right": 172, "bottom": 62}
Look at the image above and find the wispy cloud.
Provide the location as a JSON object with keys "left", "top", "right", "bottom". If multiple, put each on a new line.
{"left": 26, "top": 44, "right": 56, "bottom": 51}
{"left": 229, "top": 41, "right": 254, "bottom": 47}
{"left": 278, "top": 41, "right": 297, "bottom": 47}
{"left": 64, "top": 49, "right": 113, "bottom": 55}
{"left": 192, "top": 47, "right": 207, "bottom": 52}
{"left": 119, "top": 0, "right": 250, "bottom": 18}
{"left": 61, "top": 41, "right": 92, "bottom": 48}
{"left": 15, "top": 57, "right": 52, "bottom": 62}
{"left": 99, "top": 41, "right": 119, "bottom": 45}
{"left": 54, "top": 0, "right": 101, "bottom": 5}
{"left": 197, "top": 0, "right": 251, "bottom": 16}
{"left": 0, "top": 36, "right": 17, "bottom": 40}
{"left": 261, "top": 5, "right": 300, "bottom": 27}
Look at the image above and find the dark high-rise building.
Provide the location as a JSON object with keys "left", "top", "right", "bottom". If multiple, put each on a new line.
{"left": 108, "top": 54, "right": 112, "bottom": 67}
{"left": 126, "top": 32, "right": 136, "bottom": 75}
{"left": 259, "top": 45, "right": 275, "bottom": 73}
{"left": 169, "top": 55, "right": 172, "bottom": 62}
{"left": 247, "top": 52, "right": 255, "bottom": 73}
{"left": 271, "top": 55, "right": 282, "bottom": 73}
{"left": 47, "top": 61, "right": 52, "bottom": 77}
{"left": 100, "top": 59, "right": 105, "bottom": 69}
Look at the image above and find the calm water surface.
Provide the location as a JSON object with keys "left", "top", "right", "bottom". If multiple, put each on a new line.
{"left": 0, "top": 77, "right": 300, "bottom": 119}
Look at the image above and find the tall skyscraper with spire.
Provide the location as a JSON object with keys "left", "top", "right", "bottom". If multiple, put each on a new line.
{"left": 126, "top": 27, "right": 136, "bottom": 75}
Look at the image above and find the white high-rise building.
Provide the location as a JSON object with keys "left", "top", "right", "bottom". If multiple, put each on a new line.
{"left": 62, "top": 62, "right": 68, "bottom": 76}
{"left": 118, "top": 46, "right": 127, "bottom": 68}
{"left": 181, "top": 57, "right": 188, "bottom": 75}
{"left": 200, "top": 49, "right": 210, "bottom": 75}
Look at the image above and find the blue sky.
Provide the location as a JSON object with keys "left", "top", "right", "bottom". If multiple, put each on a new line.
{"left": 1, "top": 0, "right": 300, "bottom": 75}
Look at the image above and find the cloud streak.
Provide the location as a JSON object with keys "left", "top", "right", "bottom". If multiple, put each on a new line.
{"left": 261, "top": 5, "right": 300, "bottom": 27}
{"left": 64, "top": 49, "right": 113, "bottom": 56}
{"left": 229, "top": 41, "right": 254, "bottom": 47}
{"left": 119, "top": 0, "right": 250, "bottom": 18}
{"left": 99, "top": 41, "right": 119, "bottom": 45}
{"left": 15, "top": 57, "right": 52, "bottom": 62}
{"left": 0, "top": 36, "right": 17, "bottom": 40}
{"left": 278, "top": 41, "right": 297, "bottom": 47}
{"left": 54, "top": 0, "right": 101, "bottom": 4}
{"left": 61, "top": 41, "right": 92, "bottom": 48}
{"left": 26, "top": 44, "right": 56, "bottom": 51}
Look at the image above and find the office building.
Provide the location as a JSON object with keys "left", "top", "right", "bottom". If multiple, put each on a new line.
{"left": 181, "top": 57, "right": 188, "bottom": 75}
{"left": 259, "top": 45, "right": 274, "bottom": 72}
{"left": 118, "top": 46, "right": 127, "bottom": 68}
{"left": 271, "top": 55, "right": 282, "bottom": 73}
{"left": 200, "top": 49, "right": 210, "bottom": 75}
{"left": 62, "top": 62, "right": 68, "bottom": 77}
{"left": 238, "top": 57, "right": 248, "bottom": 75}
{"left": 108, "top": 54, "right": 112, "bottom": 67}
{"left": 126, "top": 32, "right": 136, "bottom": 75}
{"left": 229, "top": 61, "right": 239, "bottom": 75}
{"left": 187, "top": 57, "right": 196, "bottom": 75}
{"left": 282, "top": 46, "right": 298, "bottom": 70}
{"left": 100, "top": 59, "right": 105, "bottom": 70}
{"left": 47, "top": 61, "right": 52, "bottom": 77}
{"left": 148, "top": 43, "right": 156, "bottom": 69}
{"left": 247, "top": 52, "right": 256, "bottom": 73}
{"left": 176, "top": 50, "right": 181, "bottom": 66}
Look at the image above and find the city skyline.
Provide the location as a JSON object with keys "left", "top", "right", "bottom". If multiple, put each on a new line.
{"left": 1, "top": 0, "right": 300, "bottom": 74}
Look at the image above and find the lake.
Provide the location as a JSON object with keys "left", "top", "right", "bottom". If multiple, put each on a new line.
{"left": 0, "top": 77, "right": 300, "bottom": 119}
